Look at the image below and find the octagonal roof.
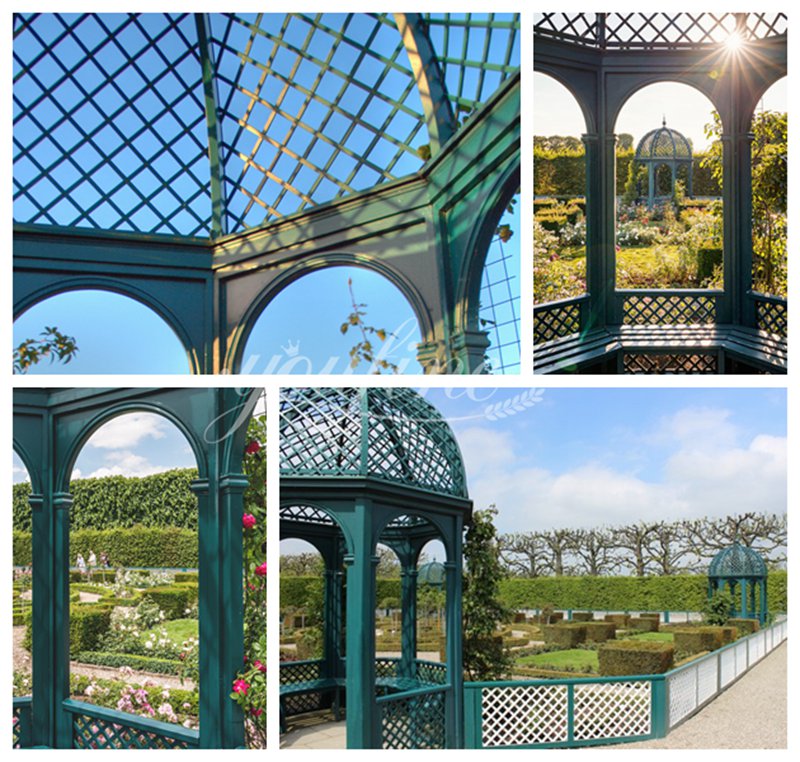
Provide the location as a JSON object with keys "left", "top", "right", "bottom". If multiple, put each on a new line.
{"left": 635, "top": 118, "right": 692, "bottom": 161}
{"left": 13, "top": 12, "right": 519, "bottom": 239}
{"left": 280, "top": 387, "right": 468, "bottom": 498}
{"left": 708, "top": 542, "right": 767, "bottom": 579}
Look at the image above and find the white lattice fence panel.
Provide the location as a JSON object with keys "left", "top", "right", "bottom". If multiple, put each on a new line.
{"left": 668, "top": 667, "right": 697, "bottom": 727}
{"left": 481, "top": 685, "right": 568, "bottom": 747}
{"left": 719, "top": 648, "right": 736, "bottom": 687}
{"left": 573, "top": 682, "right": 651, "bottom": 741}
{"left": 696, "top": 657, "right": 718, "bottom": 706}
{"left": 735, "top": 642, "right": 748, "bottom": 675}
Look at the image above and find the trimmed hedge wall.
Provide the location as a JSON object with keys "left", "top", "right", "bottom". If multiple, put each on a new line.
{"left": 13, "top": 468, "right": 199, "bottom": 532}
{"left": 13, "top": 526, "right": 197, "bottom": 568}
{"left": 584, "top": 622, "right": 616, "bottom": 642}
{"left": 728, "top": 618, "right": 760, "bottom": 634}
{"left": 599, "top": 640, "right": 674, "bottom": 676}
{"left": 75, "top": 651, "right": 184, "bottom": 676}
{"left": 673, "top": 626, "right": 728, "bottom": 654}
{"left": 143, "top": 585, "right": 198, "bottom": 620}
{"left": 69, "top": 605, "right": 113, "bottom": 655}
{"left": 543, "top": 624, "right": 586, "bottom": 647}
{"left": 497, "top": 572, "right": 787, "bottom": 614}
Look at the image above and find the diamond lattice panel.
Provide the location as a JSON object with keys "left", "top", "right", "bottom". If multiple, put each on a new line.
{"left": 381, "top": 690, "right": 446, "bottom": 749}
{"left": 623, "top": 295, "right": 715, "bottom": 325}
{"left": 573, "top": 682, "right": 651, "bottom": 741}
{"left": 424, "top": 14, "right": 520, "bottom": 116}
{"left": 534, "top": 302, "right": 581, "bottom": 344}
{"left": 481, "top": 685, "right": 568, "bottom": 747}
{"left": 668, "top": 668, "right": 698, "bottom": 727}
{"left": 72, "top": 714, "right": 192, "bottom": 749}
{"left": 756, "top": 300, "right": 787, "bottom": 337}
{"left": 14, "top": 13, "right": 212, "bottom": 236}
{"left": 209, "top": 13, "right": 427, "bottom": 231}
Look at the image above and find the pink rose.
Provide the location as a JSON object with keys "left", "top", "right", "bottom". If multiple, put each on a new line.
{"left": 255, "top": 563, "right": 267, "bottom": 577}
{"left": 233, "top": 679, "right": 249, "bottom": 695}
{"left": 242, "top": 514, "right": 256, "bottom": 529}
{"left": 254, "top": 660, "right": 266, "bottom": 674}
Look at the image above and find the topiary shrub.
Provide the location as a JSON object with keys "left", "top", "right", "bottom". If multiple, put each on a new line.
{"left": 604, "top": 614, "right": 630, "bottom": 628}
{"left": 75, "top": 652, "right": 184, "bottom": 676}
{"left": 697, "top": 245, "right": 723, "bottom": 284}
{"left": 143, "top": 585, "right": 198, "bottom": 620}
{"left": 598, "top": 640, "right": 674, "bottom": 676}
{"left": 629, "top": 617, "right": 660, "bottom": 632}
{"left": 70, "top": 605, "right": 113, "bottom": 655}
{"left": 638, "top": 613, "right": 661, "bottom": 622}
{"left": 584, "top": 622, "right": 616, "bottom": 642}
{"left": 727, "top": 618, "right": 760, "bottom": 635}
{"left": 673, "top": 627, "right": 725, "bottom": 654}
{"left": 542, "top": 623, "right": 587, "bottom": 648}
{"left": 571, "top": 612, "right": 595, "bottom": 622}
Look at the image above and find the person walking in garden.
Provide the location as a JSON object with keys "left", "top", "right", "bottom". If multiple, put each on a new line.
{"left": 87, "top": 549, "right": 97, "bottom": 581}
{"left": 76, "top": 552, "right": 86, "bottom": 577}
{"left": 100, "top": 550, "right": 109, "bottom": 568}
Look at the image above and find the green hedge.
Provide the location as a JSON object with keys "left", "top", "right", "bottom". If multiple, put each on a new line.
{"left": 570, "top": 612, "right": 594, "bottom": 622}
{"left": 542, "top": 623, "right": 586, "bottom": 648}
{"left": 498, "top": 572, "right": 787, "bottom": 614}
{"left": 673, "top": 627, "right": 728, "bottom": 654}
{"left": 13, "top": 468, "right": 199, "bottom": 532}
{"left": 13, "top": 526, "right": 197, "bottom": 568}
{"left": 629, "top": 617, "right": 660, "bottom": 632}
{"left": 599, "top": 640, "right": 674, "bottom": 676}
{"left": 75, "top": 651, "right": 184, "bottom": 676}
{"left": 584, "top": 622, "right": 616, "bottom": 642}
{"left": 143, "top": 585, "right": 198, "bottom": 620}
{"left": 728, "top": 618, "right": 760, "bottom": 634}
{"left": 69, "top": 605, "right": 113, "bottom": 655}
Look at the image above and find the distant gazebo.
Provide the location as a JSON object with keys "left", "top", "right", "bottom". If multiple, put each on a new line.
{"left": 634, "top": 117, "right": 693, "bottom": 206}
{"left": 708, "top": 542, "right": 768, "bottom": 624}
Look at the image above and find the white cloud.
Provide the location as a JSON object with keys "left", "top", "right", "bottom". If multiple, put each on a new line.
{"left": 71, "top": 468, "right": 82, "bottom": 481}
{"left": 13, "top": 465, "right": 30, "bottom": 484}
{"left": 86, "top": 413, "right": 167, "bottom": 450}
{"left": 650, "top": 406, "right": 739, "bottom": 450}
{"left": 86, "top": 450, "right": 171, "bottom": 479}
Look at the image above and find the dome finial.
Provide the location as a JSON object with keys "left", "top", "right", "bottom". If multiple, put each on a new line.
{"left": 662, "top": 114, "right": 666, "bottom": 127}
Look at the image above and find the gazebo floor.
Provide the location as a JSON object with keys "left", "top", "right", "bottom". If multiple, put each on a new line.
{"left": 280, "top": 715, "right": 346, "bottom": 749}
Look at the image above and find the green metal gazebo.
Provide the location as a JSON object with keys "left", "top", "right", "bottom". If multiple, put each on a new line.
{"left": 708, "top": 542, "right": 768, "bottom": 625}
{"left": 634, "top": 118, "right": 693, "bottom": 207}
{"left": 533, "top": 12, "right": 787, "bottom": 374}
{"left": 279, "top": 387, "right": 472, "bottom": 749}
{"left": 13, "top": 13, "right": 521, "bottom": 374}
{"left": 12, "top": 387, "right": 260, "bottom": 749}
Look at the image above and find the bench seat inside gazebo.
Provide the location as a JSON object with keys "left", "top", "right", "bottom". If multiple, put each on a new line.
{"left": 534, "top": 323, "right": 787, "bottom": 374}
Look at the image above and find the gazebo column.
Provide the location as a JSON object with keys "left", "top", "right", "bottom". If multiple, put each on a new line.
{"left": 739, "top": 577, "right": 748, "bottom": 619}
{"left": 647, "top": 164, "right": 655, "bottom": 207}
{"left": 722, "top": 130, "right": 755, "bottom": 327}
{"left": 399, "top": 565, "right": 418, "bottom": 678}
{"left": 52, "top": 492, "right": 73, "bottom": 748}
{"left": 343, "top": 499, "right": 377, "bottom": 748}
{"left": 445, "top": 518, "right": 465, "bottom": 749}
{"left": 760, "top": 579, "right": 767, "bottom": 624}
{"left": 583, "top": 132, "right": 617, "bottom": 329}
{"left": 323, "top": 560, "right": 343, "bottom": 681}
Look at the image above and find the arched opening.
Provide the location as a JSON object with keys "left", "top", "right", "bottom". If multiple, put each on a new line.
{"left": 479, "top": 191, "right": 521, "bottom": 373}
{"left": 12, "top": 450, "right": 34, "bottom": 740}
{"left": 242, "top": 266, "right": 424, "bottom": 374}
{"left": 13, "top": 290, "right": 191, "bottom": 374}
{"left": 67, "top": 411, "right": 201, "bottom": 731}
{"left": 614, "top": 82, "right": 723, "bottom": 291}
{"left": 533, "top": 72, "right": 588, "bottom": 307}
{"left": 749, "top": 76, "right": 787, "bottom": 300}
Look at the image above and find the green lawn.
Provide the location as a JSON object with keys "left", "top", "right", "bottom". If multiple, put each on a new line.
{"left": 140, "top": 618, "right": 198, "bottom": 646}
{"left": 516, "top": 649, "right": 599, "bottom": 672}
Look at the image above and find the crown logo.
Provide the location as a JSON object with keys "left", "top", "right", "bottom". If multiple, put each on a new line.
{"left": 282, "top": 339, "right": 300, "bottom": 357}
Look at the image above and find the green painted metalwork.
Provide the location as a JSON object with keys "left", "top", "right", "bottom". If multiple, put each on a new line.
{"left": 280, "top": 387, "right": 471, "bottom": 749}
{"left": 708, "top": 542, "right": 768, "bottom": 623}
{"left": 634, "top": 118, "right": 693, "bottom": 205}
{"left": 534, "top": 12, "right": 787, "bottom": 374}
{"left": 14, "top": 13, "right": 520, "bottom": 375}
{"left": 12, "top": 387, "right": 259, "bottom": 750}
{"left": 13, "top": 697, "right": 32, "bottom": 749}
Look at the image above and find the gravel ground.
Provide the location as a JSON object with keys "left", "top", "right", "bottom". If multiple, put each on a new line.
{"left": 620, "top": 641, "right": 787, "bottom": 749}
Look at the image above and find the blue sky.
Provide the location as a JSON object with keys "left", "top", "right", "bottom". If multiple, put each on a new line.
{"left": 13, "top": 412, "right": 197, "bottom": 484}
{"left": 424, "top": 387, "right": 787, "bottom": 534}
{"left": 535, "top": 74, "right": 787, "bottom": 150}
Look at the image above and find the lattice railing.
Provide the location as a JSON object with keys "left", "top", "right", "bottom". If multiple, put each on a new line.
{"left": 466, "top": 618, "right": 786, "bottom": 748}
{"left": 622, "top": 293, "right": 716, "bottom": 325}
{"left": 416, "top": 659, "right": 447, "bottom": 685}
{"left": 280, "top": 658, "right": 324, "bottom": 684}
{"left": 754, "top": 296, "right": 787, "bottom": 338}
{"left": 13, "top": 697, "right": 32, "bottom": 749}
{"left": 379, "top": 685, "right": 447, "bottom": 749}
{"left": 624, "top": 352, "right": 718, "bottom": 374}
{"left": 65, "top": 699, "right": 199, "bottom": 749}
{"left": 534, "top": 297, "right": 584, "bottom": 344}
{"left": 534, "top": 13, "right": 786, "bottom": 49}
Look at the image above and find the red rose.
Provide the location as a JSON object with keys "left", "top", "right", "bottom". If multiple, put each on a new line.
{"left": 242, "top": 513, "right": 256, "bottom": 529}
{"left": 245, "top": 441, "right": 261, "bottom": 455}
{"left": 255, "top": 563, "right": 267, "bottom": 577}
{"left": 254, "top": 660, "right": 266, "bottom": 674}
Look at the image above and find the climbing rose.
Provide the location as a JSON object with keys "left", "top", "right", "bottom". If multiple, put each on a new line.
{"left": 233, "top": 679, "right": 249, "bottom": 695}
{"left": 245, "top": 441, "right": 261, "bottom": 455}
{"left": 250, "top": 708, "right": 264, "bottom": 717}
{"left": 254, "top": 660, "right": 266, "bottom": 674}
{"left": 242, "top": 513, "right": 256, "bottom": 529}
{"left": 255, "top": 563, "right": 267, "bottom": 577}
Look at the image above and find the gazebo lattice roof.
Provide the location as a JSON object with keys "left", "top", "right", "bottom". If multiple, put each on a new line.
{"left": 280, "top": 387, "right": 467, "bottom": 498}
{"left": 635, "top": 119, "right": 692, "bottom": 161}
{"left": 13, "top": 12, "right": 520, "bottom": 238}
{"left": 709, "top": 542, "right": 768, "bottom": 578}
